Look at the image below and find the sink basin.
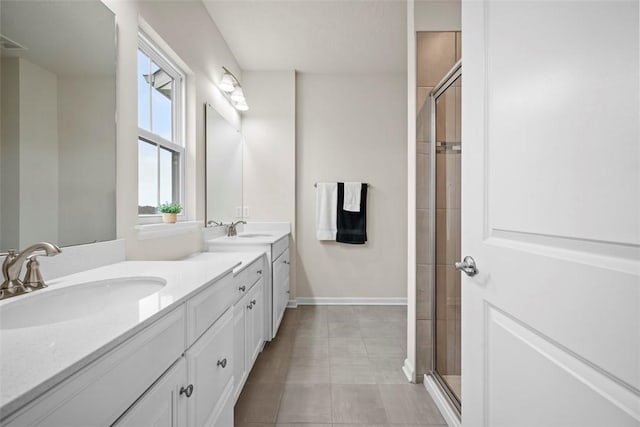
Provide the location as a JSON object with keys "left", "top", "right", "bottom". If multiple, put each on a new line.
{"left": 237, "top": 233, "right": 272, "bottom": 238}
{"left": 0, "top": 277, "right": 166, "bottom": 329}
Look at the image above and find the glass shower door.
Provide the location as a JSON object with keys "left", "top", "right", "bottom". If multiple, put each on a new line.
{"left": 431, "top": 67, "right": 462, "bottom": 410}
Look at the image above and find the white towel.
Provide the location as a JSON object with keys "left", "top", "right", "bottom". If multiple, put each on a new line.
{"left": 343, "top": 182, "right": 362, "bottom": 213}
{"left": 315, "top": 183, "right": 337, "bottom": 240}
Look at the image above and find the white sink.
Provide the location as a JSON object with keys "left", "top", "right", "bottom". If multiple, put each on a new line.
{"left": 237, "top": 233, "right": 272, "bottom": 238}
{"left": 0, "top": 277, "right": 166, "bottom": 329}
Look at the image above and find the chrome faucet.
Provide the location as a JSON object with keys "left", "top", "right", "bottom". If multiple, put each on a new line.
{"left": 1, "top": 242, "right": 62, "bottom": 300}
{"left": 227, "top": 220, "right": 246, "bottom": 237}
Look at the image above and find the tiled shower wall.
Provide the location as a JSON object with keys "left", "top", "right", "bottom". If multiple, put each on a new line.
{"left": 415, "top": 31, "right": 461, "bottom": 381}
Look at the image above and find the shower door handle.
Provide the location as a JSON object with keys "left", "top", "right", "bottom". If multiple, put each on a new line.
{"left": 455, "top": 256, "right": 478, "bottom": 277}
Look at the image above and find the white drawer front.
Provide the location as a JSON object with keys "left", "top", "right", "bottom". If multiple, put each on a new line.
{"left": 5, "top": 308, "right": 185, "bottom": 427}
{"left": 187, "top": 272, "right": 234, "bottom": 345}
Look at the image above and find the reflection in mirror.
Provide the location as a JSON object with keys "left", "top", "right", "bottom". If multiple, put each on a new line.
{"left": 205, "top": 104, "right": 242, "bottom": 224}
{"left": 0, "top": 1, "right": 117, "bottom": 251}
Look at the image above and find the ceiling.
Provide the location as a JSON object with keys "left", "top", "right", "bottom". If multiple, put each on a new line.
{"left": 0, "top": 0, "right": 115, "bottom": 77}
{"left": 203, "top": 0, "right": 407, "bottom": 73}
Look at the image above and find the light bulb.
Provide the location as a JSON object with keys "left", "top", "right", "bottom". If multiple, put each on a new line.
{"left": 219, "top": 72, "right": 235, "bottom": 92}
{"left": 231, "top": 87, "right": 245, "bottom": 102}
{"left": 235, "top": 99, "right": 249, "bottom": 111}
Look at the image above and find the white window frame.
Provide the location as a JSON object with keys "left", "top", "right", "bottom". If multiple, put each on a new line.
{"left": 137, "top": 31, "right": 186, "bottom": 224}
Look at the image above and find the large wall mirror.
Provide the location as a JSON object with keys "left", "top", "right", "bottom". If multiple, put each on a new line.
{"left": 205, "top": 104, "right": 242, "bottom": 224}
{"left": 0, "top": 0, "right": 117, "bottom": 251}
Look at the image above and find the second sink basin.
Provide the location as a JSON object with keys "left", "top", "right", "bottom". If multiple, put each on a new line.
{"left": 0, "top": 277, "right": 166, "bottom": 329}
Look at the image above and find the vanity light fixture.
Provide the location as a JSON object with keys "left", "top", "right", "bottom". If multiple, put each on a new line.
{"left": 219, "top": 66, "right": 249, "bottom": 111}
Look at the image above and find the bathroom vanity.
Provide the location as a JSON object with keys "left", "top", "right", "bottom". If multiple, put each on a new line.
{"left": 204, "top": 223, "right": 291, "bottom": 340}
{"left": 0, "top": 252, "right": 267, "bottom": 426}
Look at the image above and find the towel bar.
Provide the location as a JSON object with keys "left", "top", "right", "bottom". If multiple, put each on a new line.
{"left": 314, "top": 182, "right": 370, "bottom": 188}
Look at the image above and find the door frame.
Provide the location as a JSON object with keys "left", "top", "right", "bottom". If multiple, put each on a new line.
{"left": 428, "top": 59, "right": 463, "bottom": 417}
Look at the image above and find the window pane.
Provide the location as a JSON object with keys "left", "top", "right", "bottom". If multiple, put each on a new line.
{"left": 159, "top": 146, "right": 180, "bottom": 206}
{"left": 151, "top": 61, "right": 173, "bottom": 141}
{"left": 138, "top": 139, "right": 158, "bottom": 214}
{"left": 137, "top": 50, "right": 151, "bottom": 131}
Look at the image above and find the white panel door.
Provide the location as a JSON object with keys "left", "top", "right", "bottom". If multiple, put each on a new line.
{"left": 462, "top": 1, "right": 639, "bottom": 426}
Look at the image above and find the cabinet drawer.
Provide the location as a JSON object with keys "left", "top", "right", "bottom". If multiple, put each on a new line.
{"left": 234, "top": 256, "right": 265, "bottom": 302}
{"left": 4, "top": 308, "right": 185, "bottom": 427}
{"left": 187, "top": 272, "right": 234, "bottom": 345}
{"left": 233, "top": 257, "right": 264, "bottom": 303}
{"left": 271, "top": 235, "right": 289, "bottom": 261}
{"left": 186, "top": 309, "right": 234, "bottom": 427}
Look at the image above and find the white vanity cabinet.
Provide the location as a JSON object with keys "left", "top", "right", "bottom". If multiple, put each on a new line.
{"left": 203, "top": 225, "right": 291, "bottom": 341}
{"left": 2, "top": 271, "right": 239, "bottom": 427}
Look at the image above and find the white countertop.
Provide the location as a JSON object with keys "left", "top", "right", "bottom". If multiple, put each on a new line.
{"left": 0, "top": 257, "right": 239, "bottom": 417}
{"left": 203, "top": 222, "right": 290, "bottom": 248}
{"left": 185, "top": 251, "right": 264, "bottom": 274}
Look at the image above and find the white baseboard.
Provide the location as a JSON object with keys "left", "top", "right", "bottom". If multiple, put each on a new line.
{"left": 296, "top": 297, "right": 407, "bottom": 306}
{"left": 287, "top": 299, "right": 298, "bottom": 308}
{"left": 424, "top": 374, "right": 461, "bottom": 427}
{"left": 402, "top": 358, "right": 415, "bottom": 382}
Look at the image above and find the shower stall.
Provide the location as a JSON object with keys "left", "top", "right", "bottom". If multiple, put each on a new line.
{"left": 429, "top": 60, "right": 462, "bottom": 413}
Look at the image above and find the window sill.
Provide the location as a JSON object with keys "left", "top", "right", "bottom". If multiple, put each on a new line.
{"left": 135, "top": 221, "right": 201, "bottom": 240}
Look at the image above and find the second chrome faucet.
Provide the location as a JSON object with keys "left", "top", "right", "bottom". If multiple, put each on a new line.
{"left": 207, "top": 220, "right": 246, "bottom": 237}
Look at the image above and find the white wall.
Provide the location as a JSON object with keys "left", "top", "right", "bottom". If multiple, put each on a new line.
{"left": 241, "top": 71, "right": 297, "bottom": 295}
{"left": 58, "top": 77, "right": 116, "bottom": 247}
{"left": 19, "top": 58, "right": 59, "bottom": 247}
{"left": 101, "top": 0, "right": 242, "bottom": 260}
{"left": 296, "top": 72, "right": 407, "bottom": 299}
{"left": 415, "top": 0, "right": 461, "bottom": 31}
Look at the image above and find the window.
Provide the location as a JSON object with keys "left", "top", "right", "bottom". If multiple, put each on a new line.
{"left": 137, "top": 32, "right": 185, "bottom": 218}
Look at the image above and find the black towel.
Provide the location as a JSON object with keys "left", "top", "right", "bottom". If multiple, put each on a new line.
{"left": 336, "top": 183, "right": 367, "bottom": 244}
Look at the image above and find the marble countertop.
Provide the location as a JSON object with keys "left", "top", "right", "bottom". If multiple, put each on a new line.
{"left": 0, "top": 257, "right": 240, "bottom": 417}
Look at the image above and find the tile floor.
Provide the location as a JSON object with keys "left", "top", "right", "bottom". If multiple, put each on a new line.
{"left": 234, "top": 305, "right": 446, "bottom": 427}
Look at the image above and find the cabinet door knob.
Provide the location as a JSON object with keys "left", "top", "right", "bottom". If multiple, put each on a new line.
{"left": 180, "top": 384, "right": 194, "bottom": 398}
{"left": 257, "top": 269, "right": 262, "bottom": 275}
{"left": 247, "top": 304, "right": 253, "bottom": 310}
{"left": 217, "top": 358, "right": 227, "bottom": 368}
{"left": 238, "top": 285, "right": 246, "bottom": 292}
{"left": 251, "top": 299, "right": 257, "bottom": 305}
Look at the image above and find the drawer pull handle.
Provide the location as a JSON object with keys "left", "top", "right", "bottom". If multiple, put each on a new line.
{"left": 238, "top": 285, "right": 246, "bottom": 292}
{"left": 283, "top": 260, "right": 290, "bottom": 265}
{"left": 180, "top": 384, "right": 194, "bottom": 398}
{"left": 251, "top": 299, "right": 257, "bottom": 305}
{"left": 217, "top": 358, "right": 227, "bottom": 368}
{"left": 257, "top": 269, "right": 262, "bottom": 275}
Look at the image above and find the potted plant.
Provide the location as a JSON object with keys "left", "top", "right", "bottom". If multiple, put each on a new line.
{"left": 159, "top": 202, "right": 182, "bottom": 224}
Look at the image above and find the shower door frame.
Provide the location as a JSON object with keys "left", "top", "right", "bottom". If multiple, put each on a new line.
{"left": 428, "top": 60, "right": 462, "bottom": 416}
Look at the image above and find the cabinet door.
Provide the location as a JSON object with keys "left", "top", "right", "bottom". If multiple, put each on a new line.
{"left": 249, "top": 279, "right": 265, "bottom": 365}
{"left": 113, "top": 358, "right": 187, "bottom": 427}
{"left": 272, "top": 248, "right": 289, "bottom": 335}
{"left": 233, "top": 299, "right": 247, "bottom": 400}
{"left": 185, "top": 309, "right": 233, "bottom": 427}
